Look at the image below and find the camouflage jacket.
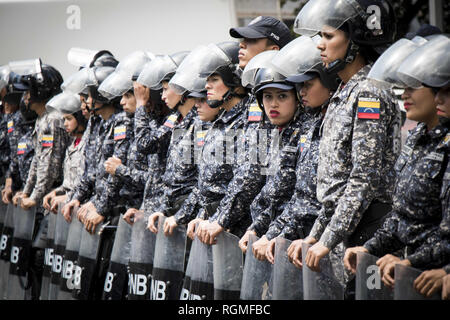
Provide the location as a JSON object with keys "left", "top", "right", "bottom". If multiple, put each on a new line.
{"left": 0, "top": 113, "right": 10, "bottom": 179}
{"left": 70, "top": 115, "right": 102, "bottom": 203}
{"left": 4, "top": 111, "right": 26, "bottom": 179}
{"left": 8, "top": 121, "right": 35, "bottom": 190}
{"left": 23, "top": 109, "right": 71, "bottom": 203}
{"left": 53, "top": 136, "right": 86, "bottom": 199}
{"left": 248, "top": 108, "right": 313, "bottom": 237}
{"left": 364, "top": 123, "right": 449, "bottom": 269}
{"left": 441, "top": 156, "right": 450, "bottom": 273}
{"left": 156, "top": 107, "right": 211, "bottom": 220}
{"left": 265, "top": 110, "right": 324, "bottom": 241}
{"left": 310, "top": 65, "right": 402, "bottom": 250}
{"left": 92, "top": 111, "right": 134, "bottom": 216}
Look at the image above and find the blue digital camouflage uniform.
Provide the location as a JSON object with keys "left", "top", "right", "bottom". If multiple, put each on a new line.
{"left": 4, "top": 111, "right": 25, "bottom": 180}
{"left": 0, "top": 113, "right": 11, "bottom": 180}
{"left": 90, "top": 111, "right": 133, "bottom": 217}
{"left": 8, "top": 120, "right": 35, "bottom": 190}
{"left": 22, "top": 109, "right": 71, "bottom": 204}
{"left": 248, "top": 108, "right": 313, "bottom": 237}
{"left": 178, "top": 96, "right": 267, "bottom": 237}
{"left": 363, "top": 122, "right": 449, "bottom": 269}
{"left": 309, "top": 65, "right": 402, "bottom": 250}
{"left": 440, "top": 149, "right": 450, "bottom": 273}
{"left": 155, "top": 107, "right": 212, "bottom": 224}
{"left": 264, "top": 109, "right": 324, "bottom": 241}
{"left": 70, "top": 115, "right": 102, "bottom": 204}
{"left": 134, "top": 105, "right": 174, "bottom": 213}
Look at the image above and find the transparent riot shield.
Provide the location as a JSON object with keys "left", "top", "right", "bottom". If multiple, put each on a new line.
{"left": 0, "top": 203, "right": 14, "bottom": 300}
{"left": 48, "top": 205, "right": 70, "bottom": 300}
{"left": 394, "top": 264, "right": 441, "bottom": 300}
{"left": 271, "top": 237, "right": 302, "bottom": 300}
{"left": 240, "top": 234, "right": 273, "bottom": 300}
{"left": 189, "top": 237, "right": 214, "bottom": 300}
{"left": 302, "top": 242, "right": 344, "bottom": 300}
{"left": 127, "top": 212, "right": 156, "bottom": 300}
{"left": 355, "top": 251, "right": 394, "bottom": 300}
{"left": 151, "top": 216, "right": 187, "bottom": 300}
{"left": 7, "top": 203, "right": 36, "bottom": 300}
{"left": 179, "top": 237, "right": 196, "bottom": 300}
{"left": 102, "top": 214, "right": 132, "bottom": 300}
{"left": 212, "top": 231, "right": 243, "bottom": 300}
{"left": 0, "top": 202, "right": 6, "bottom": 239}
{"left": 72, "top": 217, "right": 102, "bottom": 300}
{"left": 39, "top": 213, "right": 56, "bottom": 300}
{"left": 57, "top": 207, "right": 82, "bottom": 300}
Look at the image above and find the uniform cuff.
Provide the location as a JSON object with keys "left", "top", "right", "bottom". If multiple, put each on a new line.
{"left": 319, "top": 227, "right": 342, "bottom": 250}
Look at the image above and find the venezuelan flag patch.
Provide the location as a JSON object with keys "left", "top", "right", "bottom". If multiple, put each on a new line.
{"left": 7, "top": 120, "right": 14, "bottom": 133}
{"left": 357, "top": 97, "right": 380, "bottom": 119}
{"left": 248, "top": 103, "right": 262, "bottom": 122}
{"left": 164, "top": 114, "right": 178, "bottom": 128}
{"left": 41, "top": 134, "right": 54, "bottom": 147}
{"left": 300, "top": 135, "right": 307, "bottom": 153}
{"left": 114, "top": 125, "right": 127, "bottom": 141}
{"left": 196, "top": 131, "right": 206, "bottom": 147}
{"left": 17, "top": 142, "right": 27, "bottom": 155}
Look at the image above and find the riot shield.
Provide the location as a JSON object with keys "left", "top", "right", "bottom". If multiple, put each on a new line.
{"left": 0, "top": 203, "right": 14, "bottom": 300}
{"left": 0, "top": 202, "right": 6, "bottom": 240}
{"left": 39, "top": 213, "right": 55, "bottom": 300}
{"left": 394, "top": 264, "right": 441, "bottom": 300}
{"left": 57, "top": 207, "right": 82, "bottom": 300}
{"left": 151, "top": 216, "right": 187, "bottom": 300}
{"left": 7, "top": 202, "right": 36, "bottom": 300}
{"left": 72, "top": 217, "right": 102, "bottom": 300}
{"left": 102, "top": 214, "right": 132, "bottom": 300}
{"left": 48, "top": 205, "right": 70, "bottom": 300}
{"left": 240, "top": 234, "right": 273, "bottom": 300}
{"left": 127, "top": 212, "right": 156, "bottom": 300}
{"left": 271, "top": 237, "right": 302, "bottom": 300}
{"left": 179, "top": 237, "right": 196, "bottom": 300}
{"left": 355, "top": 251, "right": 393, "bottom": 300}
{"left": 189, "top": 237, "right": 214, "bottom": 300}
{"left": 212, "top": 231, "right": 243, "bottom": 300}
{"left": 302, "top": 242, "right": 344, "bottom": 300}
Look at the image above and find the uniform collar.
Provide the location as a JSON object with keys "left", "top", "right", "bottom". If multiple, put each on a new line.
{"left": 216, "top": 96, "right": 248, "bottom": 125}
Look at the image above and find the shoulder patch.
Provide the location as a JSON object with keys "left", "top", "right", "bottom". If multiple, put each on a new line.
{"left": 164, "top": 114, "right": 178, "bottom": 128}
{"left": 41, "top": 134, "right": 54, "bottom": 147}
{"left": 357, "top": 97, "right": 380, "bottom": 119}
{"left": 114, "top": 125, "right": 127, "bottom": 141}
{"left": 196, "top": 131, "right": 207, "bottom": 147}
{"left": 17, "top": 142, "right": 27, "bottom": 154}
{"left": 7, "top": 120, "right": 14, "bottom": 133}
{"left": 248, "top": 103, "right": 262, "bottom": 122}
{"left": 300, "top": 135, "right": 307, "bottom": 152}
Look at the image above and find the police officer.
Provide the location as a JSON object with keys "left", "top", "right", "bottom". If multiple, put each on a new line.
{"left": 122, "top": 52, "right": 188, "bottom": 224}
{"left": 290, "top": 1, "right": 401, "bottom": 288}
{"left": 344, "top": 35, "right": 450, "bottom": 291}
{"left": 11, "top": 60, "right": 69, "bottom": 299}
{"left": 41, "top": 92, "right": 87, "bottom": 215}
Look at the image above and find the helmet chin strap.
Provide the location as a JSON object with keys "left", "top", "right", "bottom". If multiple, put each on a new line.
{"left": 172, "top": 93, "right": 189, "bottom": 112}
{"left": 325, "top": 41, "right": 359, "bottom": 75}
{"left": 207, "top": 89, "right": 246, "bottom": 109}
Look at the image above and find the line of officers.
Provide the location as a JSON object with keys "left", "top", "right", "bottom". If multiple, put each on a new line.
{"left": 0, "top": 0, "right": 449, "bottom": 301}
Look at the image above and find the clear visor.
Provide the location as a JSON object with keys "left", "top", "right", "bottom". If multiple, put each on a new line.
{"left": 67, "top": 47, "right": 99, "bottom": 68}
{"left": 98, "top": 71, "right": 133, "bottom": 100}
{"left": 168, "top": 46, "right": 210, "bottom": 95}
{"left": 61, "top": 67, "right": 98, "bottom": 94}
{"left": 241, "top": 50, "right": 278, "bottom": 88}
{"left": 293, "top": 0, "right": 360, "bottom": 36}
{"left": 271, "top": 35, "right": 322, "bottom": 77}
{"left": 9, "top": 59, "right": 42, "bottom": 76}
{"left": 46, "top": 92, "right": 81, "bottom": 114}
{"left": 397, "top": 35, "right": 450, "bottom": 89}
{"left": 136, "top": 55, "right": 177, "bottom": 90}
{"left": 115, "top": 51, "right": 153, "bottom": 78}
{"left": 367, "top": 37, "right": 427, "bottom": 89}
{"left": 0, "top": 65, "right": 11, "bottom": 90}
{"left": 197, "top": 43, "right": 233, "bottom": 78}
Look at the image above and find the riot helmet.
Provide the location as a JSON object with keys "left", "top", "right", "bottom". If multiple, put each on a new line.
{"left": 87, "top": 66, "right": 120, "bottom": 111}
{"left": 294, "top": 0, "right": 396, "bottom": 72}
{"left": 46, "top": 92, "right": 86, "bottom": 134}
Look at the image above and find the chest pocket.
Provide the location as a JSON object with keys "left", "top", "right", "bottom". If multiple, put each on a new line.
{"left": 394, "top": 145, "right": 413, "bottom": 174}
{"left": 330, "top": 113, "right": 353, "bottom": 143}
{"left": 278, "top": 145, "right": 298, "bottom": 169}
{"left": 102, "top": 139, "right": 115, "bottom": 158}
{"left": 415, "top": 152, "right": 445, "bottom": 180}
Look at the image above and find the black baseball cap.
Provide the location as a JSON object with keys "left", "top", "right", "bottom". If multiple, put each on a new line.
{"left": 229, "top": 16, "right": 292, "bottom": 48}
